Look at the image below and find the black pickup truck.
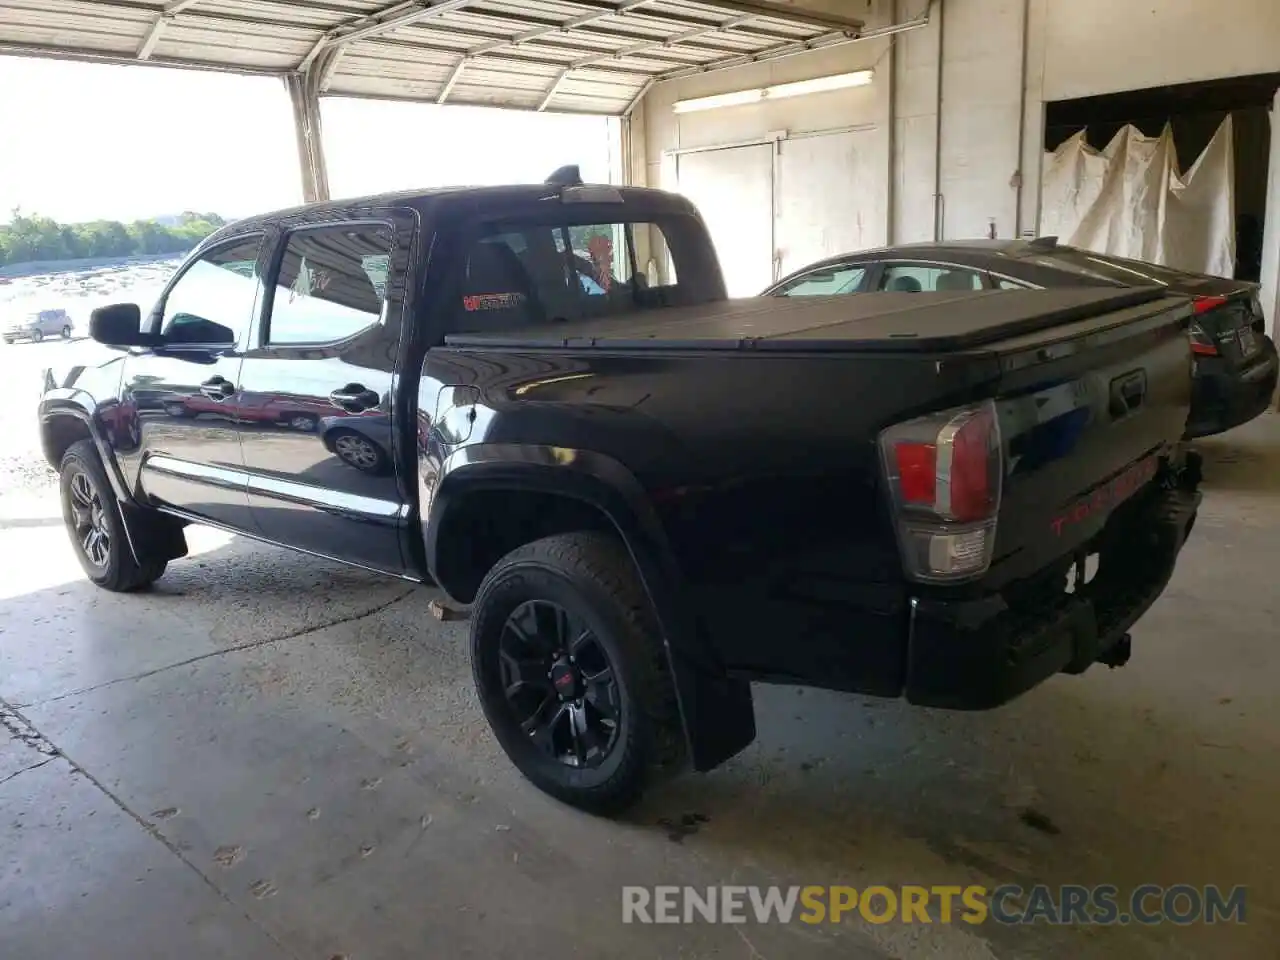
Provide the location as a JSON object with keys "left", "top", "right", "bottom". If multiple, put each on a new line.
{"left": 40, "top": 169, "right": 1202, "bottom": 813}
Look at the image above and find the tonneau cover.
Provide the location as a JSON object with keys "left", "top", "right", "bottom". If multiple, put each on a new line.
{"left": 443, "top": 287, "right": 1181, "bottom": 354}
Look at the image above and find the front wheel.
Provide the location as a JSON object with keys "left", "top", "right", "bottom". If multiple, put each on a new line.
{"left": 60, "top": 440, "right": 167, "bottom": 591}
{"left": 31, "top": 329, "right": 43, "bottom": 343}
{"left": 470, "top": 532, "right": 686, "bottom": 815}
{"left": 61, "top": 325, "right": 72, "bottom": 339}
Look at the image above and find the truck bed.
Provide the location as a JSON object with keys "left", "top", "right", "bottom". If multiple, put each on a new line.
{"left": 443, "top": 287, "right": 1180, "bottom": 354}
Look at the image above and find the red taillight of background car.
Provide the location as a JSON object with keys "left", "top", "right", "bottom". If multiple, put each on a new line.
{"left": 880, "top": 400, "right": 1003, "bottom": 583}
{"left": 1192, "top": 294, "right": 1229, "bottom": 315}
{"left": 1189, "top": 296, "right": 1229, "bottom": 356}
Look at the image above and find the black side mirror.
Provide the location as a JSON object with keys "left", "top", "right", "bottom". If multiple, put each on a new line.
{"left": 90, "top": 303, "right": 158, "bottom": 348}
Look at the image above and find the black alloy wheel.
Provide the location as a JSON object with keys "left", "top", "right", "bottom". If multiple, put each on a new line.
{"left": 498, "top": 599, "right": 622, "bottom": 769}
{"left": 67, "top": 469, "right": 111, "bottom": 569}
{"left": 59, "top": 439, "right": 168, "bottom": 591}
{"left": 470, "top": 532, "right": 686, "bottom": 814}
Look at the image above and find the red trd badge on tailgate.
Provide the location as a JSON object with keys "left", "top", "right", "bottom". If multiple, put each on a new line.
{"left": 1051, "top": 457, "right": 1159, "bottom": 537}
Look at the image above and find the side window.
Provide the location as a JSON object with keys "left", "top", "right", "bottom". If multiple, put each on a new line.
{"left": 266, "top": 224, "right": 393, "bottom": 346}
{"left": 160, "top": 236, "right": 262, "bottom": 345}
{"left": 775, "top": 265, "right": 867, "bottom": 297}
{"left": 994, "top": 276, "right": 1030, "bottom": 290}
{"left": 879, "top": 264, "right": 984, "bottom": 293}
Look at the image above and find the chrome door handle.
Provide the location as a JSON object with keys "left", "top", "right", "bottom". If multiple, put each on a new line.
{"left": 199, "top": 376, "right": 235, "bottom": 399}
{"left": 329, "top": 384, "right": 379, "bottom": 411}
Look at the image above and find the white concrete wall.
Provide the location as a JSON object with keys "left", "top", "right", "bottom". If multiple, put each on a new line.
{"left": 1041, "top": 0, "right": 1280, "bottom": 102}
{"left": 635, "top": 0, "right": 1280, "bottom": 327}
{"left": 641, "top": 0, "right": 892, "bottom": 193}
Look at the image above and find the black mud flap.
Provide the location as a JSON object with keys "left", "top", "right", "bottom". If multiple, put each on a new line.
{"left": 666, "top": 647, "right": 756, "bottom": 773}
{"left": 118, "top": 500, "right": 189, "bottom": 565}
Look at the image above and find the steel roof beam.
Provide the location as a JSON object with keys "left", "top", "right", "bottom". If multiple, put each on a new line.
{"left": 569, "top": 14, "right": 754, "bottom": 70}
{"left": 537, "top": 69, "right": 570, "bottom": 111}
{"left": 301, "top": 0, "right": 479, "bottom": 70}
{"left": 401, "top": 6, "right": 796, "bottom": 60}
{"left": 431, "top": 0, "right": 804, "bottom": 107}
{"left": 136, "top": 0, "right": 205, "bottom": 60}
{"left": 538, "top": 0, "right": 849, "bottom": 38}
{"left": 655, "top": 12, "right": 929, "bottom": 81}
{"left": 361, "top": 37, "right": 661, "bottom": 77}
{"left": 680, "top": 0, "right": 863, "bottom": 34}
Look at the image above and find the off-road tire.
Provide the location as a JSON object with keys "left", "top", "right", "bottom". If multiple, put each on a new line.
{"left": 470, "top": 532, "right": 686, "bottom": 815}
{"left": 60, "top": 439, "right": 167, "bottom": 591}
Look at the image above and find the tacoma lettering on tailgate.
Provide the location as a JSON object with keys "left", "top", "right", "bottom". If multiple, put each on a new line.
{"left": 1051, "top": 457, "right": 1159, "bottom": 537}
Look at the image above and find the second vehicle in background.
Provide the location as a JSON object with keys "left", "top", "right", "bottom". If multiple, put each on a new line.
{"left": 5, "top": 308, "right": 73, "bottom": 344}
{"left": 764, "top": 238, "right": 1277, "bottom": 438}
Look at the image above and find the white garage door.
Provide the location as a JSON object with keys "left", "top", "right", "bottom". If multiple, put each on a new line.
{"left": 676, "top": 144, "right": 775, "bottom": 297}
{"left": 673, "top": 128, "right": 886, "bottom": 295}
{"left": 776, "top": 129, "right": 883, "bottom": 278}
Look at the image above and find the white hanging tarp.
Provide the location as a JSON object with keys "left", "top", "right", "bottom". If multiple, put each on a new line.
{"left": 1040, "top": 116, "right": 1236, "bottom": 278}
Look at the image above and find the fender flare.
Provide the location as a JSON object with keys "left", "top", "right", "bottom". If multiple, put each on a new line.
{"left": 38, "top": 392, "right": 132, "bottom": 502}
{"left": 426, "top": 443, "right": 756, "bottom": 773}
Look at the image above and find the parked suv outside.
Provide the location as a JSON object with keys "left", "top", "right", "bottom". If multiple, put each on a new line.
{"left": 5, "top": 308, "right": 73, "bottom": 344}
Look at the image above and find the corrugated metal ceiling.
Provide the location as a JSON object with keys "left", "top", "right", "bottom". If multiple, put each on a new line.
{"left": 0, "top": 0, "right": 866, "bottom": 114}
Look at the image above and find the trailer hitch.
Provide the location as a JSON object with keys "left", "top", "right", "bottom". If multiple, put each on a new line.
{"left": 1096, "top": 632, "right": 1132, "bottom": 668}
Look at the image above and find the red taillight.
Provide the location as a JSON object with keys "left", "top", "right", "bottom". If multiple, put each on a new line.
{"left": 1188, "top": 320, "right": 1219, "bottom": 357}
{"left": 949, "top": 404, "right": 998, "bottom": 522}
{"left": 879, "top": 400, "right": 1003, "bottom": 583}
{"left": 1192, "top": 295, "right": 1229, "bottom": 315}
{"left": 893, "top": 441, "right": 936, "bottom": 505}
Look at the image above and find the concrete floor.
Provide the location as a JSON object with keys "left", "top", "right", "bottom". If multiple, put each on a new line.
{"left": 3, "top": 410, "right": 1280, "bottom": 959}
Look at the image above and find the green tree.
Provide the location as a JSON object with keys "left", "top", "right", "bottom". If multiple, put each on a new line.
{"left": 0, "top": 210, "right": 225, "bottom": 268}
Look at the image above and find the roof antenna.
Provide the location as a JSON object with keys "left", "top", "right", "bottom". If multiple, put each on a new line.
{"left": 546, "top": 165, "right": 583, "bottom": 187}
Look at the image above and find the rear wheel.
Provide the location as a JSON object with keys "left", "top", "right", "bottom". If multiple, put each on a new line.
{"left": 61, "top": 325, "right": 72, "bottom": 339}
{"left": 31, "top": 329, "right": 43, "bottom": 343}
{"left": 286, "top": 413, "right": 318, "bottom": 433}
{"left": 60, "top": 440, "right": 167, "bottom": 591}
{"left": 470, "top": 532, "right": 685, "bottom": 815}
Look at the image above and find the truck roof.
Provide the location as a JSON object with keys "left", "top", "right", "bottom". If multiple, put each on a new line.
{"left": 211, "top": 182, "right": 701, "bottom": 238}
{"left": 444, "top": 287, "right": 1185, "bottom": 355}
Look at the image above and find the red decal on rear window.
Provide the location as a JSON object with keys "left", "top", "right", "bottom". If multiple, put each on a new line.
{"left": 464, "top": 292, "right": 527, "bottom": 312}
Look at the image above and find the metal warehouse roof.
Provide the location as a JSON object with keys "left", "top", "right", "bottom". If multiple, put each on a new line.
{"left": 0, "top": 0, "right": 866, "bottom": 115}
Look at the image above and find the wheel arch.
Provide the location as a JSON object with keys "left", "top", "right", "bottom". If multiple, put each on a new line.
{"left": 39, "top": 397, "right": 130, "bottom": 501}
{"left": 425, "top": 444, "right": 756, "bottom": 773}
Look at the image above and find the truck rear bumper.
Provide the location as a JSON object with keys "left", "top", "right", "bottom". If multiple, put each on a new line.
{"left": 903, "top": 465, "right": 1201, "bottom": 711}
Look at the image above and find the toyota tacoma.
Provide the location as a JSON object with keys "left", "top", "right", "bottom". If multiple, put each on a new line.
{"left": 38, "top": 169, "right": 1202, "bottom": 813}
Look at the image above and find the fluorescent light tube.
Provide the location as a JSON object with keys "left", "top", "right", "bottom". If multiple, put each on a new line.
{"left": 673, "top": 88, "right": 765, "bottom": 114}
{"left": 767, "top": 70, "right": 874, "bottom": 100}
{"left": 673, "top": 69, "right": 873, "bottom": 114}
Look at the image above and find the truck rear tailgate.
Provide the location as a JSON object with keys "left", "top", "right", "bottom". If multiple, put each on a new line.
{"left": 981, "top": 294, "right": 1194, "bottom": 589}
